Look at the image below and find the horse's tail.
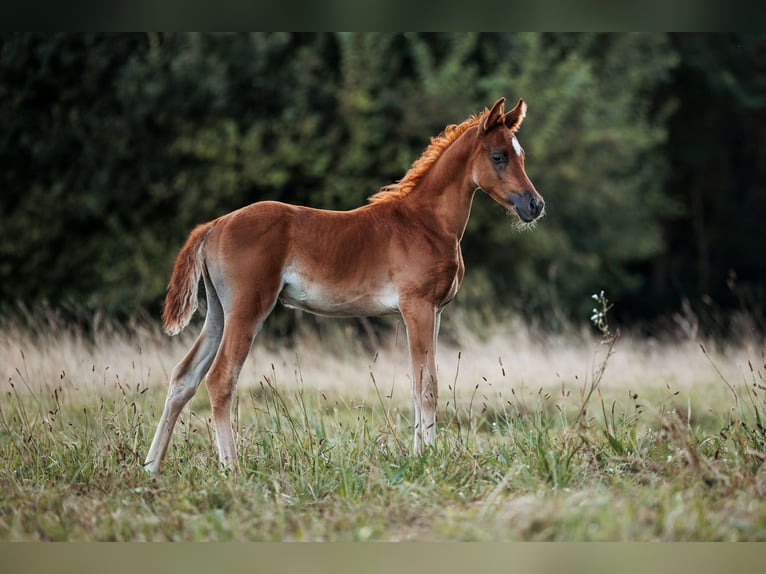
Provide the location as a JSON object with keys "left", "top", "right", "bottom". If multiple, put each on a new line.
{"left": 162, "top": 221, "right": 215, "bottom": 336}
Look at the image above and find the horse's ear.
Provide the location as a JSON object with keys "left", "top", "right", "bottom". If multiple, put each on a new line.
{"left": 481, "top": 97, "right": 506, "bottom": 133}
{"left": 502, "top": 99, "right": 527, "bottom": 132}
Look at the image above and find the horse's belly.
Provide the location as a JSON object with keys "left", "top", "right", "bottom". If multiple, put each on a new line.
{"left": 279, "top": 268, "right": 399, "bottom": 317}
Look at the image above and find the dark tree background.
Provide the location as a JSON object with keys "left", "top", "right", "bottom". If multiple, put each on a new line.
{"left": 1, "top": 33, "right": 764, "bottom": 334}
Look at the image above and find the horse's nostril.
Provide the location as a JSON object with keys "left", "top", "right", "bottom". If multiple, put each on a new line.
{"left": 529, "top": 196, "right": 544, "bottom": 216}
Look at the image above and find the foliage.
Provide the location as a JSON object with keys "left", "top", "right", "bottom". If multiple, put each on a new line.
{"left": 1, "top": 33, "right": 765, "bottom": 331}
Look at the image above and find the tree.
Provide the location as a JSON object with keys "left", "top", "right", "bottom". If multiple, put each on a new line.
{"left": 644, "top": 33, "right": 766, "bottom": 331}
{"left": 461, "top": 33, "right": 678, "bottom": 322}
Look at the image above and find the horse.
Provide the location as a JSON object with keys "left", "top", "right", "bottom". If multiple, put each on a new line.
{"left": 144, "top": 97, "right": 545, "bottom": 473}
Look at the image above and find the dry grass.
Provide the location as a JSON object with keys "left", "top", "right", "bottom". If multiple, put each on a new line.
{"left": 1, "top": 309, "right": 754, "bottom": 414}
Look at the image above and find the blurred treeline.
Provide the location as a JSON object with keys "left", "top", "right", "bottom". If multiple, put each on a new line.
{"left": 1, "top": 33, "right": 765, "bottom": 333}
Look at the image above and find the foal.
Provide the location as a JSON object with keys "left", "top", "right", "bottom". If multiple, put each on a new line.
{"left": 144, "top": 97, "right": 544, "bottom": 472}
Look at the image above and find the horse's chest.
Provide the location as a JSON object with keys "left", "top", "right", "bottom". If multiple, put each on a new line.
{"left": 409, "top": 245, "right": 465, "bottom": 308}
{"left": 439, "top": 255, "right": 464, "bottom": 307}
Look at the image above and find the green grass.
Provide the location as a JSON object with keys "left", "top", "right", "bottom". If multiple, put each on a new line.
{"left": 2, "top": 325, "right": 766, "bottom": 541}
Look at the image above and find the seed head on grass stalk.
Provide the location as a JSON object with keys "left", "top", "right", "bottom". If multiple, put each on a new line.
{"left": 575, "top": 291, "right": 620, "bottom": 428}
{"left": 590, "top": 290, "right": 614, "bottom": 343}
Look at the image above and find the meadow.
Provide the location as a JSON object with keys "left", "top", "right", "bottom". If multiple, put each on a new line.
{"left": 1, "top": 301, "right": 765, "bottom": 541}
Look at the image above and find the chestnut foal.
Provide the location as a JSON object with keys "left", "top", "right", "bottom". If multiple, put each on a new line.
{"left": 145, "top": 97, "right": 544, "bottom": 472}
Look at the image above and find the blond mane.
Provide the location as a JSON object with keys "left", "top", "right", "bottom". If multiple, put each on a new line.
{"left": 367, "top": 108, "right": 489, "bottom": 204}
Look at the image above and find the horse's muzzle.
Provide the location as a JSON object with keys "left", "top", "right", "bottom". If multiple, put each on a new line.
{"left": 509, "top": 189, "right": 545, "bottom": 222}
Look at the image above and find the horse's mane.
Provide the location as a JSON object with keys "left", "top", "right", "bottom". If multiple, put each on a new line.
{"left": 367, "top": 108, "right": 489, "bottom": 204}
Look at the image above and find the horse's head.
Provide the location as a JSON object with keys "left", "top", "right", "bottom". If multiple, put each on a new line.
{"left": 472, "top": 97, "right": 544, "bottom": 225}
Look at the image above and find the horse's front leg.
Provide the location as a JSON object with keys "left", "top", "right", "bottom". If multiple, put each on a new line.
{"left": 401, "top": 301, "right": 441, "bottom": 453}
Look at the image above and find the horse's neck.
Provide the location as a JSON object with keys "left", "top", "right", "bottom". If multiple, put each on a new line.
{"left": 404, "top": 130, "right": 478, "bottom": 240}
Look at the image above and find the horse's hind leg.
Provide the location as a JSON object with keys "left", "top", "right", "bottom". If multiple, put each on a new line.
{"left": 204, "top": 280, "right": 282, "bottom": 470}
{"left": 144, "top": 271, "right": 224, "bottom": 473}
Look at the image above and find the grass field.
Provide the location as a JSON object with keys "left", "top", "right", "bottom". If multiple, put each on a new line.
{"left": 1, "top": 304, "right": 766, "bottom": 541}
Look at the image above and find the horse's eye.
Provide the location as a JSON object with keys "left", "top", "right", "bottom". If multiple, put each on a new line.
{"left": 490, "top": 152, "right": 506, "bottom": 163}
